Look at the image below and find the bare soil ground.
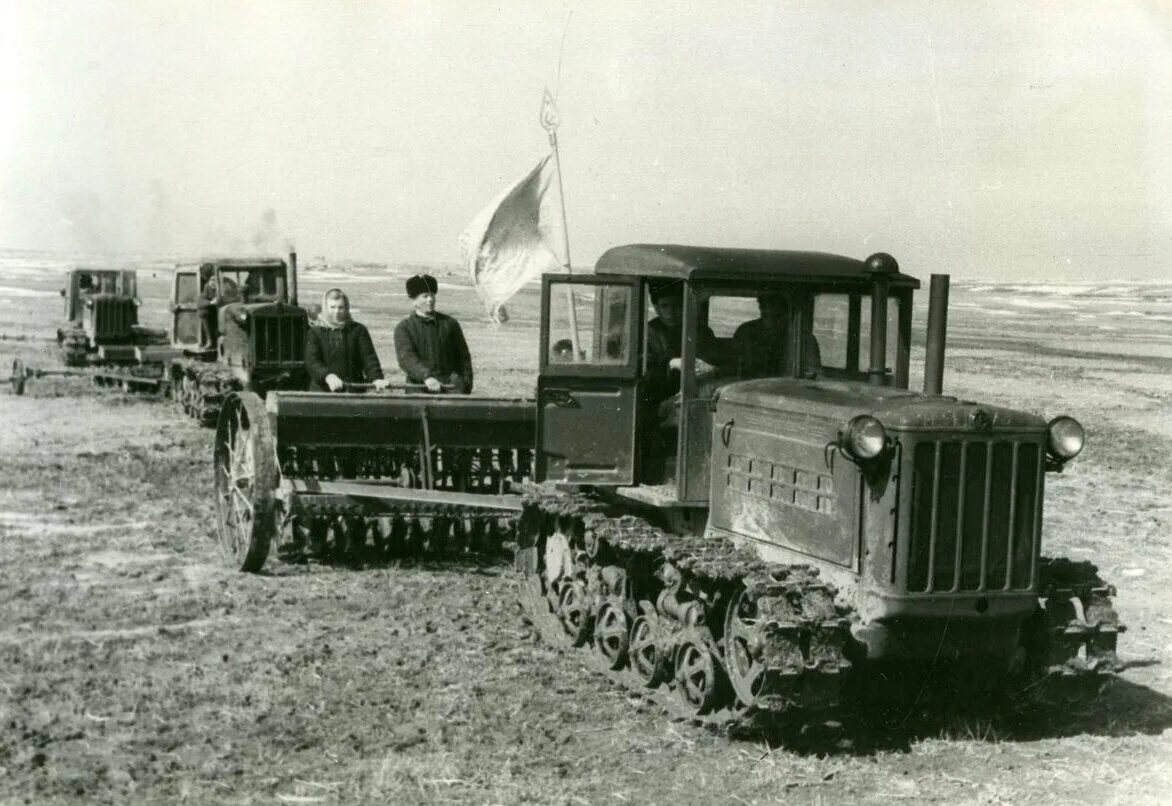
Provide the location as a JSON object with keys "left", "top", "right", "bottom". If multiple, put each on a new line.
{"left": 1, "top": 261, "right": 1171, "bottom": 804}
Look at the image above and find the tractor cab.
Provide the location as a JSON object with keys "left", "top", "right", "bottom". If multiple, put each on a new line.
{"left": 170, "top": 258, "right": 290, "bottom": 350}
{"left": 61, "top": 267, "right": 137, "bottom": 320}
{"left": 535, "top": 245, "right": 920, "bottom": 509}
{"left": 169, "top": 255, "right": 308, "bottom": 397}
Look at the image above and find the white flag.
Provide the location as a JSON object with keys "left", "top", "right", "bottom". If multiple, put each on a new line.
{"left": 460, "top": 154, "right": 563, "bottom": 323}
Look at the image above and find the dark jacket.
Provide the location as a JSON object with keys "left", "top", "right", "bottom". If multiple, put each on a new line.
{"left": 732, "top": 319, "right": 822, "bottom": 378}
{"left": 304, "top": 320, "right": 384, "bottom": 391}
{"left": 644, "top": 317, "right": 722, "bottom": 406}
{"left": 393, "top": 312, "right": 473, "bottom": 393}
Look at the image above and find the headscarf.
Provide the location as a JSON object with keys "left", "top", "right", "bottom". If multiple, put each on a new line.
{"left": 317, "top": 288, "right": 351, "bottom": 330}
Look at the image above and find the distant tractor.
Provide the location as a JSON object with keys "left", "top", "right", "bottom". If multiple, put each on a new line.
{"left": 215, "top": 244, "right": 1121, "bottom": 725}
{"left": 56, "top": 268, "right": 168, "bottom": 369}
{"left": 168, "top": 256, "right": 309, "bottom": 425}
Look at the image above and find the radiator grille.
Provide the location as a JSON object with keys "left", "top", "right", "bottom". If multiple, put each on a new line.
{"left": 252, "top": 313, "right": 306, "bottom": 365}
{"left": 93, "top": 298, "right": 135, "bottom": 340}
{"left": 907, "top": 439, "right": 1041, "bottom": 593}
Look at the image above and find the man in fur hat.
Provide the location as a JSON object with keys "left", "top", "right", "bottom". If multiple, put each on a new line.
{"left": 393, "top": 274, "right": 473, "bottom": 393}
{"left": 305, "top": 288, "right": 389, "bottom": 392}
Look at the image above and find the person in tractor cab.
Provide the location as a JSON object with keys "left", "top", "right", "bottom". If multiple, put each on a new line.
{"left": 732, "top": 294, "right": 822, "bottom": 379}
{"left": 393, "top": 274, "right": 474, "bottom": 394}
{"left": 644, "top": 281, "right": 725, "bottom": 408}
{"left": 195, "top": 275, "right": 240, "bottom": 349}
{"left": 305, "top": 288, "right": 388, "bottom": 392}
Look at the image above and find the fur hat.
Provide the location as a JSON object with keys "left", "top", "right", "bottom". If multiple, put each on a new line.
{"left": 406, "top": 274, "right": 438, "bottom": 298}
{"left": 648, "top": 279, "right": 683, "bottom": 304}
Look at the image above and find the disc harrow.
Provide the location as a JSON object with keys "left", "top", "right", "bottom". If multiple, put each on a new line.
{"left": 513, "top": 488, "right": 855, "bottom": 729}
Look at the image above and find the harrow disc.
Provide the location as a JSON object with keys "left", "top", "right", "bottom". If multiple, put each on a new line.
{"left": 214, "top": 391, "right": 279, "bottom": 573}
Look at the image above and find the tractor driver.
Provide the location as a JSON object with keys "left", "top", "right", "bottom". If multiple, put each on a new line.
{"left": 644, "top": 281, "right": 725, "bottom": 409}
{"left": 732, "top": 294, "right": 821, "bottom": 379}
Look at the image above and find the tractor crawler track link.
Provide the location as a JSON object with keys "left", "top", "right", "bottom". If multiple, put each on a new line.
{"left": 174, "top": 359, "right": 239, "bottom": 426}
{"left": 1035, "top": 556, "right": 1124, "bottom": 675}
{"left": 58, "top": 329, "right": 90, "bottom": 367}
{"left": 516, "top": 488, "right": 855, "bottom": 728}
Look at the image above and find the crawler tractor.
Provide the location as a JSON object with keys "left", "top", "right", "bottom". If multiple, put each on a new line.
{"left": 215, "top": 245, "right": 1121, "bottom": 725}
{"left": 54, "top": 268, "right": 171, "bottom": 388}
{"left": 169, "top": 255, "right": 309, "bottom": 425}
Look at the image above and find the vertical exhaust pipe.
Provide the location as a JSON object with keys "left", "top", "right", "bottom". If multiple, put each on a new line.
{"left": 288, "top": 250, "right": 298, "bottom": 307}
{"left": 923, "top": 273, "right": 950, "bottom": 395}
{"left": 865, "top": 253, "right": 898, "bottom": 385}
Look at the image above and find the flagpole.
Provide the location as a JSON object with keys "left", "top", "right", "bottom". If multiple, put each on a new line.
{"left": 542, "top": 90, "right": 582, "bottom": 360}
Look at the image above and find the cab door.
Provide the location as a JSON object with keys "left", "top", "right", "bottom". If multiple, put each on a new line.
{"left": 170, "top": 271, "right": 202, "bottom": 348}
{"left": 536, "top": 275, "right": 643, "bottom": 484}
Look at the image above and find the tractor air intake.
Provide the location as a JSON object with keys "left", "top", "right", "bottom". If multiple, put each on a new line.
{"left": 251, "top": 312, "right": 307, "bottom": 367}
{"left": 93, "top": 297, "right": 137, "bottom": 341}
{"left": 906, "top": 437, "right": 1042, "bottom": 593}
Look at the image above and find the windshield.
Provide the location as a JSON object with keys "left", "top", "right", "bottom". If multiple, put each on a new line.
{"left": 201, "top": 266, "right": 283, "bottom": 303}
{"left": 77, "top": 271, "right": 124, "bottom": 295}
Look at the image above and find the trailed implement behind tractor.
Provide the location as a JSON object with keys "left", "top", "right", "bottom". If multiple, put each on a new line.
{"left": 169, "top": 255, "right": 309, "bottom": 425}
{"left": 215, "top": 390, "right": 535, "bottom": 570}
{"left": 216, "top": 243, "right": 1122, "bottom": 727}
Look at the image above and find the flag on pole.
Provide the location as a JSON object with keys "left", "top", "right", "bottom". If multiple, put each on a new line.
{"left": 459, "top": 154, "right": 563, "bottom": 324}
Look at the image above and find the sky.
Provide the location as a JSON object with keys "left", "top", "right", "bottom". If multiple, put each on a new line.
{"left": 1, "top": 0, "right": 1169, "bottom": 280}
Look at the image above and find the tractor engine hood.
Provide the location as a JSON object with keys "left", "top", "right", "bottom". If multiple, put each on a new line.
{"left": 717, "top": 378, "right": 1047, "bottom": 433}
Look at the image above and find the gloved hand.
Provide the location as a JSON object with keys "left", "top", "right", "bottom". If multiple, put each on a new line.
{"left": 325, "top": 373, "right": 344, "bottom": 392}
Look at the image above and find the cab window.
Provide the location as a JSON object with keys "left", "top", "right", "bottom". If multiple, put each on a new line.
{"left": 698, "top": 290, "right": 820, "bottom": 380}
{"left": 548, "top": 281, "right": 633, "bottom": 365}
{"left": 175, "top": 273, "right": 199, "bottom": 305}
{"left": 813, "top": 292, "right": 901, "bottom": 377}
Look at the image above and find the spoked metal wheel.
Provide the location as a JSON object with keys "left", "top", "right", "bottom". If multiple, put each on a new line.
{"left": 629, "top": 612, "right": 670, "bottom": 687}
{"left": 214, "top": 392, "right": 279, "bottom": 572}
{"left": 557, "top": 580, "right": 592, "bottom": 646}
{"left": 593, "top": 599, "right": 630, "bottom": 670}
{"left": 674, "top": 632, "right": 721, "bottom": 714}
{"left": 724, "top": 587, "right": 768, "bottom": 707}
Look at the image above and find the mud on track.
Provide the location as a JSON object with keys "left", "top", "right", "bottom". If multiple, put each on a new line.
{"left": 2, "top": 272, "right": 1172, "bottom": 804}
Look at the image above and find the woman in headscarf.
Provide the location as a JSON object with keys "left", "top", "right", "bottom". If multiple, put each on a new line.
{"left": 304, "top": 288, "right": 389, "bottom": 392}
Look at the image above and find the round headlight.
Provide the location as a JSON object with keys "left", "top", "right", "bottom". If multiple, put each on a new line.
{"left": 845, "top": 415, "right": 888, "bottom": 460}
{"left": 1047, "top": 416, "right": 1085, "bottom": 460}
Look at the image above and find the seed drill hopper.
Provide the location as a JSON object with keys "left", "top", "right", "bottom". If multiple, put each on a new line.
{"left": 215, "top": 390, "right": 536, "bottom": 570}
